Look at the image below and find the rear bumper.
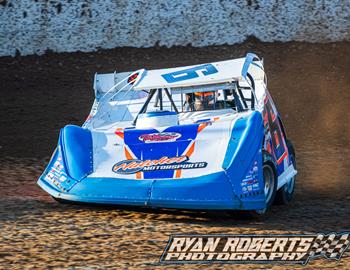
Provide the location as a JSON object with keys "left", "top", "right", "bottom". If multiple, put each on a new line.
{"left": 38, "top": 171, "right": 265, "bottom": 210}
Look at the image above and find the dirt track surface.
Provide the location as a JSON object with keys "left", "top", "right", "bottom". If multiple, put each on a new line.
{"left": 0, "top": 41, "right": 349, "bottom": 269}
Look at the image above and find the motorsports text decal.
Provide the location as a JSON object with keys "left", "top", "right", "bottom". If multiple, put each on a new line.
{"left": 160, "top": 233, "right": 350, "bottom": 265}
{"left": 138, "top": 132, "right": 181, "bottom": 143}
{"left": 112, "top": 156, "right": 207, "bottom": 174}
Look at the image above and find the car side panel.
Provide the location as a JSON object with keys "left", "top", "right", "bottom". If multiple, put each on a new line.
{"left": 262, "top": 90, "right": 290, "bottom": 177}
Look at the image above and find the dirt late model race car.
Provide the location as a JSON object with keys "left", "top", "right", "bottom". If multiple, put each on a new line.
{"left": 38, "top": 53, "right": 297, "bottom": 214}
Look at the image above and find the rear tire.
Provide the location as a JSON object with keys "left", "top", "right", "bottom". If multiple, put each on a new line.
{"left": 275, "top": 139, "right": 296, "bottom": 205}
{"left": 254, "top": 151, "right": 277, "bottom": 216}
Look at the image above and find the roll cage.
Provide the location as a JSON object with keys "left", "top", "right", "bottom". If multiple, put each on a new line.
{"left": 90, "top": 53, "right": 267, "bottom": 126}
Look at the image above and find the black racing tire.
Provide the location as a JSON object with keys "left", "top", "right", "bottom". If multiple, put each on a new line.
{"left": 253, "top": 151, "right": 278, "bottom": 216}
{"left": 274, "top": 139, "right": 296, "bottom": 205}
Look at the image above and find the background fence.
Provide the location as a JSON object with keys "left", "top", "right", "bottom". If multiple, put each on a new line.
{"left": 0, "top": 0, "right": 349, "bottom": 56}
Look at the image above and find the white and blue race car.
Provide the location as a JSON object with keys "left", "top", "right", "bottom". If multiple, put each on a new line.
{"left": 38, "top": 53, "right": 297, "bottom": 214}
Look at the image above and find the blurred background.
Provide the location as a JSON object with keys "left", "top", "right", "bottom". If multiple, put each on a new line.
{"left": 0, "top": 0, "right": 349, "bottom": 56}
{"left": 0, "top": 1, "right": 349, "bottom": 269}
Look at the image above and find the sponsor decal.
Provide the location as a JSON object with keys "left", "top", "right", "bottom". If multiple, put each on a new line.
{"left": 138, "top": 132, "right": 182, "bottom": 143}
{"left": 241, "top": 160, "right": 260, "bottom": 194}
{"left": 46, "top": 157, "right": 66, "bottom": 183}
{"left": 112, "top": 156, "right": 207, "bottom": 175}
{"left": 44, "top": 153, "right": 72, "bottom": 191}
{"left": 160, "top": 233, "right": 350, "bottom": 265}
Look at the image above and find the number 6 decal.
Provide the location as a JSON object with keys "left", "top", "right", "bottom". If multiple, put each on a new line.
{"left": 161, "top": 64, "right": 218, "bottom": 83}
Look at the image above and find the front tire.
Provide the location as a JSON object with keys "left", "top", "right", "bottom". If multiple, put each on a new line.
{"left": 254, "top": 151, "right": 278, "bottom": 215}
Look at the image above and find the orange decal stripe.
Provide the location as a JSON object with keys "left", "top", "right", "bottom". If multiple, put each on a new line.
{"left": 124, "top": 147, "right": 133, "bottom": 160}
{"left": 175, "top": 169, "right": 182, "bottom": 178}
{"left": 274, "top": 131, "right": 280, "bottom": 147}
{"left": 175, "top": 141, "right": 196, "bottom": 179}
{"left": 266, "top": 142, "right": 272, "bottom": 154}
{"left": 197, "top": 117, "right": 219, "bottom": 134}
{"left": 124, "top": 147, "right": 143, "bottom": 179}
{"left": 277, "top": 151, "right": 288, "bottom": 165}
{"left": 185, "top": 142, "right": 195, "bottom": 158}
{"left": 115, "top": 128, "right": 124, "bottom": 139}
{"left": 197, "top": 123, "right": 207, "bottom": 133}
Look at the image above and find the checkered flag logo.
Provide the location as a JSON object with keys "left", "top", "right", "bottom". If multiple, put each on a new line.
{"left": 308, "top": 233, "right": 350, "bottom": 261}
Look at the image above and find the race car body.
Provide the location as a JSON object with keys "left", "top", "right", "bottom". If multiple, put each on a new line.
{"left": 38, "top": 53, "right": 297, "bottom": 212}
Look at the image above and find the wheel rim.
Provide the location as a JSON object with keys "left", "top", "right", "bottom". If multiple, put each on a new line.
{"left": 263, "top": 164, "right": 275, "bottom": 203}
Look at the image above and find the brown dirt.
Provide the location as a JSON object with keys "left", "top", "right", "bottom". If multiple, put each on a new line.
{"left": 0, "top": 41, "right": 349, "bottom": 269}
